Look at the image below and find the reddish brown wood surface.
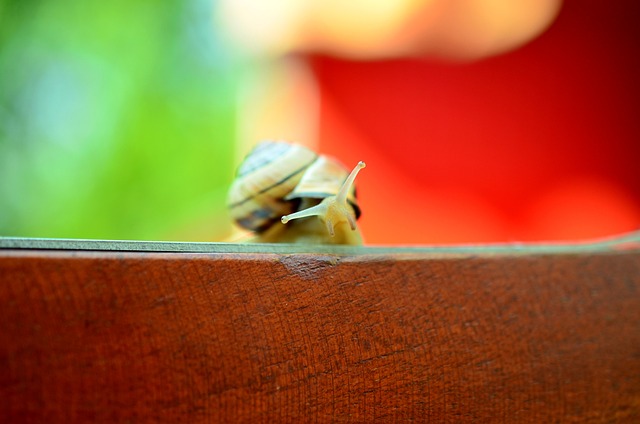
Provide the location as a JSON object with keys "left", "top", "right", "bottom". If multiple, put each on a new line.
{"left": 1, "top": 249, "right": 639, "bottom": 422}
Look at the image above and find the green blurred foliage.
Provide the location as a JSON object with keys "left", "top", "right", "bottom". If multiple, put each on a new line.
{"left": 0, "top": 0, "right": 237, "bottom": 240}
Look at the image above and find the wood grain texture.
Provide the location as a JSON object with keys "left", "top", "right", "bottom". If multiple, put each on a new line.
{"left": 1, "top": 248, "right": 639, "bottom": 422}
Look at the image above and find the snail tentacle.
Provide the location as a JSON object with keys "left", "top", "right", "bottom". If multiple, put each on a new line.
{"left": 281, "top": 161, "right": 366, "bottom": 237}
{"left": 326, "top": 219, "right": 335, "bottom": 236}
{"left": 337, "top": 161, "right": 366, "bottom": 203}
{"left": 280, "top": 203, "right": 328, "bottom": 224}
{"left": 347, "top": 214, "right": 357, "bottom": 231}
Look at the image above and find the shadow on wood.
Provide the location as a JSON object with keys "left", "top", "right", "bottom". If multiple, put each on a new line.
{"left": 1, "top": 237, "right": 639, "bottom": 422}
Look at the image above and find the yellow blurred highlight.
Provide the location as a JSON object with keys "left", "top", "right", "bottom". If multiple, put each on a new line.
{"left": 303, "top": 0, "right": 430, "bottom": 59}
{"left": 217, "top": 0, "right": 309, "bottom": 56}
{"left": 235, "top": 58, "right": 320, "bottom": 161}
{"left": 217, "top": 0, "right": 562, "bottom": 60}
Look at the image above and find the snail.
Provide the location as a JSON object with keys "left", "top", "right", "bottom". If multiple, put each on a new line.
{"left": 227, "top": 141, "right": 366, "bottom": 245}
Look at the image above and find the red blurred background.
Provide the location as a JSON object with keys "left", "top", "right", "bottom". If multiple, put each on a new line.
{"left": 313, "top": 0, "right": 640, "bottom": 244}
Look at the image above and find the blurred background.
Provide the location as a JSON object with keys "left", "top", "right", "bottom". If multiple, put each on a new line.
{"left": 0, "top": 0, "right": 237, "bottom": 241}
{"left": 1, "top": 0, "right": 639, "bottom": 244}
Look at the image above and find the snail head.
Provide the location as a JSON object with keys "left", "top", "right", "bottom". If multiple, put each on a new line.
{"left": 281, "top": 161, "right": 366, "bottom": 236}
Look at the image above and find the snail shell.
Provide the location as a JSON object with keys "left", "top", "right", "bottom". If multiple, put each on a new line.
{"left": 228, "top": 141, "right": 364, "bottom": 244}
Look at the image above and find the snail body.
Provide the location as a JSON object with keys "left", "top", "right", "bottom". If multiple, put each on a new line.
{"left": 228, "top": 141, "right": 366, "bottom": 245}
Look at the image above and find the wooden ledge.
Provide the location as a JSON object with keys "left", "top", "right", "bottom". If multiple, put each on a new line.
{"left": 2, "top": 231, "right": 640, "bottom": 254}
{"left": 1, "top": 235, "right": 639, "bottom": 422}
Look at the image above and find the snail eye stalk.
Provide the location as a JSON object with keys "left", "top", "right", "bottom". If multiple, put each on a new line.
{"left": 281, "top": 161, "right": 366, "bottom": 236}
